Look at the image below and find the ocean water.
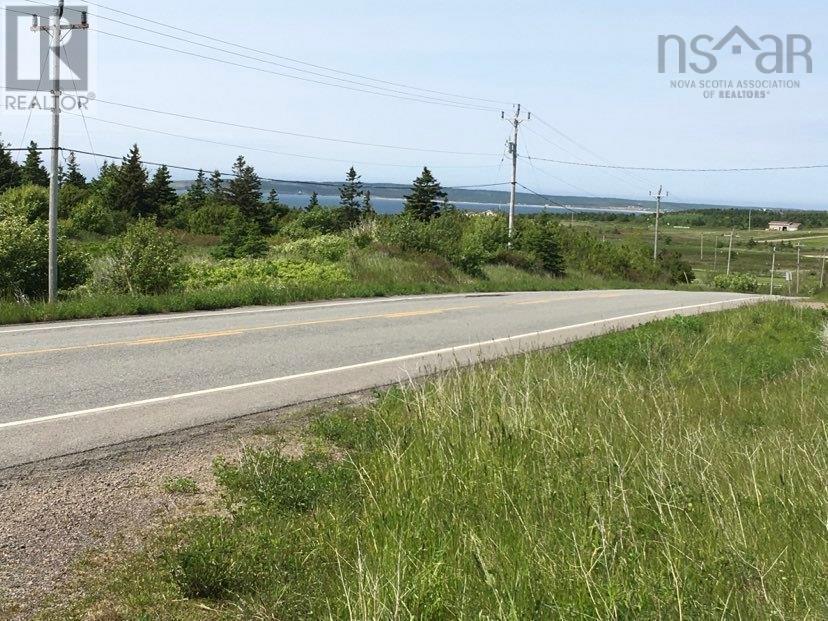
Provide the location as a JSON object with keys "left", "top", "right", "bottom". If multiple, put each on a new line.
{"left": 274, "top": 193, "right": 576, "bottom": 215}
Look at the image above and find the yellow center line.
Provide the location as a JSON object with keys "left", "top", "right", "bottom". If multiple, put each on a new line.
{"left": 0, "top": 304, "right": 481, "bottom": 359}
{"left": 512, "top": 292, "right": 625, "bottom": 305}
{"left": 0, "top": 294, "right": 634, "bottom": 359}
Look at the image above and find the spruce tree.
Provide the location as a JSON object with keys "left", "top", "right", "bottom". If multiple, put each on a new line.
{"left": 209, "top": 170, "right": 225, "bottom": 201}
{"left": 337, "top": 166, "right": 364, "bottom": 228}
{"left": 65, "top": 151, "right": 87, "bottom": 188}
{"left": 185, "top": 169, "right": 208, "bottom": 209}
{"left": 307, "top": 191, "right": 320, "bottom": 211}
{"left": 20, "top": 141, "right": 49, "bottom": 187}
{"left": 362, "top": 189, "right": 375, "bottom": 219}
{"left": 148, "top": 165, "right": 178, "bottom": 212}
{"left": 227, "top": 155, "right": 264, "bottom": 228}
{"left": 265, "top": 187, "right": 288, "bottom": 225}
{"left": 0, "top": 138, "right": 21, "bottom": 192}
{"left": 404, "top": 167, "right": 447, "bottom": 221}
{"left": 114, "top": 144, "right": 150, "bottom": 218}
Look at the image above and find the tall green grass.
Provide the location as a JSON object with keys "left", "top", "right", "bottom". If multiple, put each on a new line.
{"left": 0, "top": 259, "right": 628, "bottom": 327}
{"left": 46, "top": 304, "right": 828, "bottom": 620}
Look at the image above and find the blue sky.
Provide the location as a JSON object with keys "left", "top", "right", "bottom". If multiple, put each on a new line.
{"left": 2, "top": 0, "right": 826, "bottom": 208}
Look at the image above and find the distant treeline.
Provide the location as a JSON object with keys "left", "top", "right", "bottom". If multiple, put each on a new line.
{"left": 658, "top": 209, "right": 828, "bottom": 230}
{"left": 541, "top": 208, "right": 828, "bottom": 230}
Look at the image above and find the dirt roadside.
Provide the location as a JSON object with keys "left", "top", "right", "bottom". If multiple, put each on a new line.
{"left": 0, "top": 392, "right": 373, "bottom": 621}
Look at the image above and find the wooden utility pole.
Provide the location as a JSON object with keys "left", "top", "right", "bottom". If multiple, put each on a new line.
{"left": 795, "top": 245, "right": 802, "bottom": 295}
{"left": 770, "top": 246, "right": 776, "bottom": 295}
{"left": 726, "top": 229, "right": 736, "bottom": 276}
{"left": 650, "top": 186, "right": 667, "bottom": 261}
{"left": 505, "top": 105, "right": 528, "bottom": 243}
{"left": 31, "top": 1, "right": 88, "bottom": 303}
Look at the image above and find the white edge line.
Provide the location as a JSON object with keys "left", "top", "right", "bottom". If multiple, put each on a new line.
{"left": 0, "top": 296, "right": 764, "bottom": 431}
{"left": 0, "top": 291, "right": 642, "bottom": 336}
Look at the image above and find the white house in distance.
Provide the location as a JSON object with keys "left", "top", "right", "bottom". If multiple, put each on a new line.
{"left": 768, "top": 221, "right": 802, "bottom": 232}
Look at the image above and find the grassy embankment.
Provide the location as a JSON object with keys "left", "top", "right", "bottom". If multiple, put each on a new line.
{"left": 0, "top": 245, "right": 633, "bottom": 327}
{"left": 49, "top": 303, "right": 828, "bottom": 619}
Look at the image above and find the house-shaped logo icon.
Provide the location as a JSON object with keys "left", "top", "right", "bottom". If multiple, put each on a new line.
{"left": 712, "top": 26, "right": 761, "bottom": 56}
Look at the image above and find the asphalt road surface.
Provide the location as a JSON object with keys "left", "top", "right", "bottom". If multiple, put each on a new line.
{"left": 0, "top": 290, "right": 767, "bottom": 468}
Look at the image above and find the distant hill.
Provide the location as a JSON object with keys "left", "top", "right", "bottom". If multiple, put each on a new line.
{"left": 170, "top": 179, "right": 805, "bottom": 214}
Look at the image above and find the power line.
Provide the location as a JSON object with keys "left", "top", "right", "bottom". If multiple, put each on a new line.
{"left": 62, "top": 111, "right": 503, "bottom": 170}
{"left": 6, "top": 4, "right": 501, "bottom": 112}
{"left": 518, "top": 154, "right": 828, "bottom": 173}
{"left": 523, "top": 125, "right": 650, "bottom": 195}
{"left": 531, "top": 113, "right": 656, "bottom": 187}
{"left": 88, "top": 97, "right": 501, "bottom": 156}
{"left": 13, "top": 0, "right": 503, "bottom": 112}
{"left": 65, "top": 0, "right": 514, "bottom": 106}
{"left": 63, "top": 146, "right": 510, "bottom": 191}
{"left": 89, "top": 28, "right": 499, "bottom": 112}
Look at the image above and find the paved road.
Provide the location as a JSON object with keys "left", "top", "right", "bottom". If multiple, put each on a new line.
{"left": 0, "top": 290, "right": 767, "bottom": 468}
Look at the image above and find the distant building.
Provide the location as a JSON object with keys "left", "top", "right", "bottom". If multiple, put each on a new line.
{"left": 768, "top": 221, "right": 802, "bottom": 232}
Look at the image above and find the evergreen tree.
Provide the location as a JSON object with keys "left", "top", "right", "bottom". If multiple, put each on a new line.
{"left": 20, "top": 141, "right": 49, "bottom": 187}
{"left": 307, "top": 191, "right": 320, "bottom": 211}
{"left": 518, "top": 219, "right": 566, "bottom": 276}
{"left": 227, "top": 155, "right": 264, "bottom": 228}
{"left": 64, "top": 151, "right": 87, "bottom": 188}
{"left": 148, "top": 165, "right": 178, "bottom": 212}
{"left": 212, "top": 214, "right": 269, "bottom": 259}
{"left": 185, "top": 169, "right": 208, "bottom": 209}
{"left": 404, "top": 167, "right": 447, "bottom": 221}
{"left": 337, "top": 166, "right": 364, "bottom": 228}
{"left": 0, "top": 138, "right": 21, "bottom": 193}
{"left": 113, "top": 144, "right": 150, "bottom": 218}
{"left": 266, "top": 187, "right": 288, "bottom": 221}
{"left": 209, "top": 169, "right": 225, "bottom": 201}
{"left": 362, "top": 189, "right": 375, "bottom": 219}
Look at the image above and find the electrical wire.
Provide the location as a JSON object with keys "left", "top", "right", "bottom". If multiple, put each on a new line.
{"left": 519, "top": 155, "right": 828, "bottom": 173}
{"left": 62, "top": 111, "right": 504, "bottom": 170}
{"left": 58, "top": 0, "right": 514, "bottom": 106}
{"left": 89, "top": 28, "right": 499, "bottom": 112}
{"left": 63, "top": 146, "right": 510, "bottom": 191}
{"left": 88, "top": 97, "right": 500, "bottom": 156}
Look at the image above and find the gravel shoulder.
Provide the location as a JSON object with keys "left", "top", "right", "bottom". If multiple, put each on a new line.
{"left": 0, "top": 392, "right": 372, "bottom": 621}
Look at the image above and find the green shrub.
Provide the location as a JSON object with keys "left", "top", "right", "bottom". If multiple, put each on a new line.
{"left": 68, "top": 196, "right": 118, "bottom": 236}
{"left": 188, "top": 203, "right": 241, "bottom": 235}
{"left": 658, "top": 250, "right": 696, "bottom": 285}
{"left": 212, "top": 216, "right": 269, "bottom": 259}
{"left": 465, "top": 214, "right": 509, "bottom": 260}
{"left": 185, "top": 257, "right": 349, "bottom": 290}
{"left": 278, "top": 234, "right": 351, "bottom": 262}
{"left": 517, "top": 218, "right": 566, "bottom": 275}
{"left": 713, "top": 272, "right": 759, "bottom": 293}
{"left": 281, "top": 206, "right": 342, "bottom": 239}
{"left": 97, "top": 219, "right": 184, "bottom": 294}
{"left": 377, "top": 212, "right": 485, "bottom": 275}
{"left": 57, "top": 184, "right": 89, "bottom": 218}
{"left": 491, "top": 249, "right": 542, "bottom": 272}
{"left": 0, "top": 215, "right": 91, "bottom": 300}
{"left": 558, "top": 226, "right": 660, "bottom": 282}
{"left": 0, "top": 184, "right": 49, "bottom": 222}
